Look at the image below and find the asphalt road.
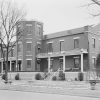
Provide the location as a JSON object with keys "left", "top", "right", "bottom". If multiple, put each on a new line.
{"left": 0, "top": 90, "right": 99, "bottom": 100}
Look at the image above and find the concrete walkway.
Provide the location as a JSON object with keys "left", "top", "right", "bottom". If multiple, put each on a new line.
{"left": 0, "top": 90, "right": 99, "bottom": 100}
{"left": 0, "top": 80, "right": 100, "bottom": 98}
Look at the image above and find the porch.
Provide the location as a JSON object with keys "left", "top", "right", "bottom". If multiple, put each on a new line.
{"left": 0, "top": 57, "right": 22, "bottom": 73}
{"left": 36, "top": 49, "right": 88, "bottom": 72}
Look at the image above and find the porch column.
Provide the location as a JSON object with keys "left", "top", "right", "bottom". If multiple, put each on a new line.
{"left": 81, "top": 53, "right": 83, "bottom": 72}
{"left": 20, "top": 61, "right": 22, "bottom": 71}
{"left": 48, "top": 57, "right": 50, "bottom": 72}
{"left": 1, "top": 61, "right": 3, "bottom": 73}
{"left": 10, "top": 60, "right": 12, "bottom": 72}
{"left": 63, "top": 55, "right": 65, "bottom": 72}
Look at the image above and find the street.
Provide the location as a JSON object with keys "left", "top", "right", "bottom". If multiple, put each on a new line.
{"left": 0, "top": 90, "right": 99, "bottom": 100}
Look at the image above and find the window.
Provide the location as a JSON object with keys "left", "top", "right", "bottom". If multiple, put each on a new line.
{"left": 1, "top": 53, "right": 3, "bottom": 58}
{"left": 59, "top": 58, "right": 63, "bottom": 70}
{"left": 26, "top": 42, "right": 32, "bottom": 51}
{"left": 17, "top": 25, "right": 23, "bottom": 36}
{"left": 11, "top": 48, "right": 14, "bottom": 57}
{"left": 92, "top": 57, "right": 96, "bottom": 67}
{"left": 74, "top": 39, "right": 79, "bottom": 49}
{"left": 47, "top": 42, "right": 53, "bottom": 53}
{"left": 18, "top": 44, "right": 21, "bottom": 52}
{"left": 27, "top": 60, "right": 31, "bottom": 68}
{"left": 74, "top": 57, "right": 80, "bottom": 68}
{"left": 4, "top": 50, "right": 6, "bottom": 57}
{"left": 60, "top": 40, "right": 64, "bottom": 51}
{"left": 37, "top": 42, "right": 41, "bottom": 53}
{"left": 37, "top": 24, "right": 41, "bottom": 35}
{"left": 37, "top": 47, "right": 41, "bottom": 53}
{"left": 26, "top": 24, "right": 32, "bottom": 35}
{"left": 92, "top": 38, "right": 95, "bottom": 48}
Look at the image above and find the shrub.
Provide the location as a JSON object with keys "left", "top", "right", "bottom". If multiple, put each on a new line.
{"left": 35, "top": 73, "right": 42, "bottom": 80}
{"left": 2, "top": 74, "right": 6, "bottom": 80}
{"left": 75, "top": 77, "right": 78, "bottom": 81}
{"left": 15, "top": 73, "right": 20, "bottom": 80}
{"left": 52, "top": 76, "right": 57, "bottom": 81}
{"left": 58, "top": 70, "right": 65, "bottom": 81}
{"left": 78, "top": 72, "right": 84, "bottom": 81}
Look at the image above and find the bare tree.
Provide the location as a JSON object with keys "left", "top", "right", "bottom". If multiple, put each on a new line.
{"left": 88, "top": 0, "right": 100, "bottom": 16}
{"left": 0, "top": 1, "right": 26, "bottom": 83}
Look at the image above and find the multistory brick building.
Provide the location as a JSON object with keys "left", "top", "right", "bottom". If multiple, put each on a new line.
{"left": 0, "top": 20, "right": 100, "bottom": 74}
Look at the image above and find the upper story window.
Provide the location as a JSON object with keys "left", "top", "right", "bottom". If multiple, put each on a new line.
{"left": 11, "top": 48, "right": 14, "bottom": 57}
{"left": 47, "top": 42, "right": 53, "bottom": 53}
{"left": 4, "top": 50, "right": 6, "bottom": 57}
{"left": 92, "top": 38, "right": 95, "bottom": 48}
{"left": 59, "top": 40, "right": 64, "bottom": 52}
{"left": 18, "top": 44, "right": 21, "bottom": 52}
{"left": 1, "top": 52, "right": 3, "bottom": 58}
{"left": 74, "top": 37, "right": 80, "bottom": 49}
{"left": 26, "top": 42, "right": 32, "bottom": 51}
{"left": 37, "top": 42, "right": 41, "bottom": 53}
{"left": 26, "top": 24, "right": 32, "bottom": 35}
{"left": 37, "top": 24, "right": 41, "bottom": 36}
{"left": 17, "top": 25, "right": 23, "bottom": 36}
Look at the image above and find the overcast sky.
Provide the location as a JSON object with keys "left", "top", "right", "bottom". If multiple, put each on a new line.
{"left": 4, "top": 0, "right": 100, "bottom": 34}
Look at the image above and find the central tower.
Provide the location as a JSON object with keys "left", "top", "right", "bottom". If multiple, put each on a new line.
{"left": 16, "top": 20, "right": 43, "bottom": 71}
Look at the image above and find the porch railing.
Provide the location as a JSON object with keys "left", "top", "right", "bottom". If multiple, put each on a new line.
{"left": 37, "top": 49, "right": 88, "bottom": 58}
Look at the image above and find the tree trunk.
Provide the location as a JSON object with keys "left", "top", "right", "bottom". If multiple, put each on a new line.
{"left": 5, "top": 47, "right": 8, "bottom": 83}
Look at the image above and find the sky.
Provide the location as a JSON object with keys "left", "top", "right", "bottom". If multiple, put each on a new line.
{"left": 3, "top": 0, "right": 100, "bottom": 34}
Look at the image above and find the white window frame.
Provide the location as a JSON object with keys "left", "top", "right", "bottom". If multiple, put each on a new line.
{"left": 47, "top": 41, "right": 53, "bottom": 44}
{"left": 59, "top": 40, "right": 64, "bottom": 42}
{"left": 73, "top": 37, "right": 80, "bottom": 39}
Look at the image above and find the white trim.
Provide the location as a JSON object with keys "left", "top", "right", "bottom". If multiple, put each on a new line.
{"left": 26, "top": 41, "right": 32, "bottom": 43}
{"left": 47, "top": 41, "right": 53, "bottom": 44}
{"left": 81, "top": 53, "right": 83, "bottom": 72}
{"left": 26, "top": 59, "right": 32, "bottom": 60}
{"left": 73, "top": 37, "right": 80, "bottom": 39}
{"left": 18, "top": 59, "right": 22, "bottom": 60}
{"left": 92, "top": 37, "right": 95, "bottom": 39}
{"left": 59, "top": 40, "right": 64, "bottom": 42}
{"left": 37, "top": 42, "right": 41, "bottom": 44}
{"left": 18, "top": 41, "right": 22, "bottom": 44}
{"left": 26, "top": 55, "right": 32, "bottom": 56}
{"left": 61, "top": 51, "right": 65, "bottom": 53}
{"left": 48, "top": 52, "right": 52, "bottom": 54}
{"left": 26, "top": 24, "right": 32, "bottom": 26}
{"left": 92, "top": 56, "right": 96, "bottom": 58}
{"left": 59, "top": 58, "right": 63, "bottom": 59}
{"left": 37, "top": 24, "right": 41, "bottom": 27}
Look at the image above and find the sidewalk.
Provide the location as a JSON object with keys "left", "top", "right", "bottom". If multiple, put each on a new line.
{"left": 0, "top": 80, "right": 100, "bottom": 98}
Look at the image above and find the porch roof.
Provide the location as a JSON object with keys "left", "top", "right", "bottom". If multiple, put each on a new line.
{"left": 0, "top": 56, "right": 22, "bottom": 61}
{"left": 37, "top": 48, "right": 88, "bottom": 58}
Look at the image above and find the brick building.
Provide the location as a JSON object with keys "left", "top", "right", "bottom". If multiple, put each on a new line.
{"left": 0, "top": 21, "right": 100, "bottom": 74}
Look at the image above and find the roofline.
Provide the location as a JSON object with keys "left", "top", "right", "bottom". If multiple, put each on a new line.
{"left": 43, "top": 25, "right": 91, "bottom": 40}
